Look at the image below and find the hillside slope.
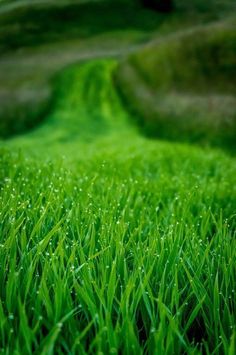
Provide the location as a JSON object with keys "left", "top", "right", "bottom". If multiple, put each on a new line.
{"left": 114, "top": 20, "right": 236, "bottom": 150}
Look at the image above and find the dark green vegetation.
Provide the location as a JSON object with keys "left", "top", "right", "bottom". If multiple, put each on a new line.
{"left": 141, "top": 0, "right": 173, "bottom": 12}
{"left": 114, "top": 20, "right": 236, "bottom": 150}
{"left": 0, "top": 84, "right": 51, "bottom": 138}
{"left": 0, "top": 1, "right": 236, "bottom": 354}
{"left": 0, "top": 1, "right": 160, "bottom": 53}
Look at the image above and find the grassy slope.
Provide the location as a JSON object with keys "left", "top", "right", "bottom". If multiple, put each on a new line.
{"left": 0, "top": 1, "right": 236, "bottom": 354}
{"left": 114, "top": 19, "right": 236, "bottom": 150}
{"left": 1, "top": 59, "right": 236, "bottom": 354}
{"left": 1, "top": 0, "right": 235, "bottom": 139}
{"left": 0, "top": 0, "right": 167, "bottom": 139}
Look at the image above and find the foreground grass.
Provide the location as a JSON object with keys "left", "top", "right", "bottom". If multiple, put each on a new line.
{"left": 0, "top": 60, "right": 236, "bottom": 354}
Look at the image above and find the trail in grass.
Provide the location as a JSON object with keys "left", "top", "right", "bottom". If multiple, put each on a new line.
{"left": 1, "top": 57, "right": 236, "bottom": 354}
{"left": 4, "top": 57, "right": 236, "bottom": 220}
{"left": 5, "top": 60, "right": 137, "bottom": 158}
{"left": 4, "top": 57, "right": 236, "bottom": 181}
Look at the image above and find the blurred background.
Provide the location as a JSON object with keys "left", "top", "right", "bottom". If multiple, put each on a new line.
{"left": 0, "top": 0, "right": 235, "bottom": 151}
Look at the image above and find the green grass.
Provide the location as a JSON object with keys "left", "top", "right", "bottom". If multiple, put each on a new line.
{"left": 0, "top": 1, "right": 236, "bottom": 353}
{"left": 0, "top": 59, "right": 236, "bottom": 354}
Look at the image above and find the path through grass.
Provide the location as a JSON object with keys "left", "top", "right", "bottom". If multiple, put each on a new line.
{"left": 0, "top": 59, "right": 236, "bottom": 354}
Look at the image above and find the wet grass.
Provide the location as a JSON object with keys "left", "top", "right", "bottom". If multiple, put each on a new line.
{"left": 0, "top": 1, "right": 236, "bottom": 353}
{"left": 0, "top": 59, "right": 236, "bottom": 354}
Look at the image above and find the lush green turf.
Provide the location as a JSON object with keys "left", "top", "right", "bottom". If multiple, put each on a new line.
{"left": 0, "top": 0, "right": 236, "bottom": 354}
{"left": 0, "top": 59, "right": 236, "bottom": 354}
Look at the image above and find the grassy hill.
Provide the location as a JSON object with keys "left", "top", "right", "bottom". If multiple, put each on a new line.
{"left": 114, "top": 19, "right": 236, "bottom": 150}
{"left": 0, "top": 1, "right": 236, "bottom": 354}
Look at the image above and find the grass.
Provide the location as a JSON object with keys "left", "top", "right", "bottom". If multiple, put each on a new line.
{"left": 0, "top": 0, "right": 236, "bottom": 353}
{"left": 0, "top": 59, "right": 236, "bottom": 354}
{"left": 1, "top": 144, "right": 236, "bottom": 354}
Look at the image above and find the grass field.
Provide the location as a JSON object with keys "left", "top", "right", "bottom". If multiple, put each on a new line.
{"left": 0, "top": 1, "right": 236, "bottom": 354}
